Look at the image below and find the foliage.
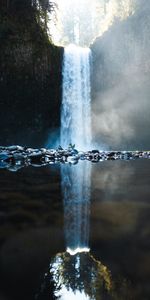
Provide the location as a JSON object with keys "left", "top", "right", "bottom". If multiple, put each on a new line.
{"left": 0, "top": 0, "right": 57, "bottom": 36}
{"left": 68, "top": 143, "right": 75, "bottom": 150}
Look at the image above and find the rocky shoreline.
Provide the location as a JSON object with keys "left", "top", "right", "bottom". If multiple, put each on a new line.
{"left": 0, "top": 145, "right": 149, "bottom": 172}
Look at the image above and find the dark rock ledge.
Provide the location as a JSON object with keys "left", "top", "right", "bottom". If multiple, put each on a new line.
{"left": 0, "top": 145, "right": 149, "bottom": 172}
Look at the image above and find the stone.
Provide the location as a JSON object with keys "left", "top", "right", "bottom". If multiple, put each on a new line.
{"left": 67, "top": 156, "right": 79, "bottom": 164}
{"left": 7, "top": 164, "right": 23, "bottom": 172}
{"left": 92, "top": 150, "right": 99, "bottom": 154}
{"left": 0, "top": 145, "right": 149, "bottom": 171}
{"left": 6, "top": 145, "right": 23, "bottom": 151}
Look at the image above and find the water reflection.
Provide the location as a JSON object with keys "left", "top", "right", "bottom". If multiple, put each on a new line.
{"left": 50, "top": 252, "right": 112, "bottom": 300}
{"left": 61, "top": 161, "right": 91, "bottom": 253}
{"left": 50, "top": 161, "right": 113, "bottom": 300}
{"left": 36, "top": 161, "right": 131, "bottom": 300}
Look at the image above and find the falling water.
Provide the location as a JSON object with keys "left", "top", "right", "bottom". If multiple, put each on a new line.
{"left": 61, "top": 44, "right": 92, "bottom": 255}
{"left": 60, "top": 44, "right": 92, "bottom": 150}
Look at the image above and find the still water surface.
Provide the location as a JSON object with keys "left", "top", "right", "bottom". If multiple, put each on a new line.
{"left": 0, "top": 160, "right": 150, "bottom": 300}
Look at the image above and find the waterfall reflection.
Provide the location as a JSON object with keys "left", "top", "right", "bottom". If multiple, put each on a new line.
{"left": 61, "top": 161, "right": 91, "bottom": 253}
{"left": 35, "top": 162, "right": 131, "bottom": 300}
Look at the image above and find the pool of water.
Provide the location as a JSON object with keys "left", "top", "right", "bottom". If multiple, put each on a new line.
{"left": 0, "top": 160, "right": 150, "bottom": 300}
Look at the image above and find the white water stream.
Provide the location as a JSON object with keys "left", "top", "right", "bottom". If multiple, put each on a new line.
{"left": 60, "top": 44, "right": 92, "bottom": 151}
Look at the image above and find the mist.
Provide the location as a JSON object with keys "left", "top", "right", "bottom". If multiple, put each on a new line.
{"left": 91, "top": 0, "right": 150, "bottom": 150}
{"left": 50, "top": 0, "right": 135, "bottom": 46}
{"left": 92, "top": 161, "right": 134, "bottom": 201}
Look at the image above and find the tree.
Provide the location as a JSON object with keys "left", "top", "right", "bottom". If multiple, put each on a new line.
{"left": 0, "top": 0, "right": 57, "bottom": 36}
{"left": 38, "top": 0, "right": 57, "bottom": 31}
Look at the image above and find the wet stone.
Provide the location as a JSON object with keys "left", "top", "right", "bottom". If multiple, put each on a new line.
{"left": 92, "top": 150, "right": 100, "bottom": 154}
{"left": 0, "top": 146, "right": 149, "bottom": 171}
{"left": 6, "top": 145, "right": 23, "bottom": 151}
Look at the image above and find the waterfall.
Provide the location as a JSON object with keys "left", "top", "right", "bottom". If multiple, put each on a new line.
{"left": 60, "top": 44, "right": 92, "bottom": 151}
{"left": 60, "top": 44, "right": 92, "bottom": 255}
